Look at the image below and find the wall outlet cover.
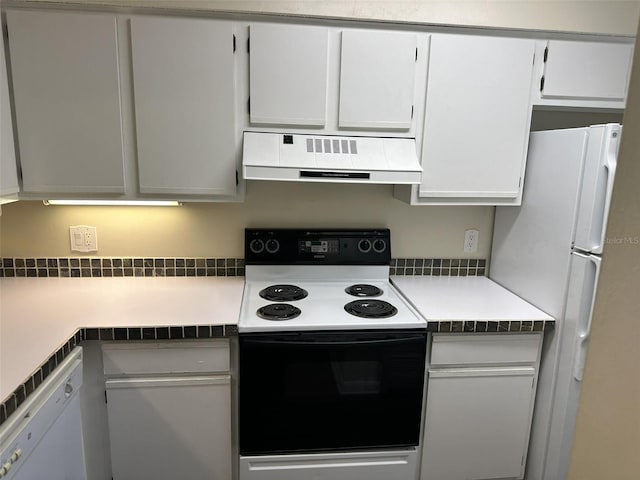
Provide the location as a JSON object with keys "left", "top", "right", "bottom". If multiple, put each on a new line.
{"left": 464, "top": 228, "right": 479, "bottom": 253}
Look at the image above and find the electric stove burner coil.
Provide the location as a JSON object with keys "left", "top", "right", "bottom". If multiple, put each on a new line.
{"left": 344, "top": 300, "right": 398, "bottom": 319}
{"left": 257, "top": 303, "right": 302, "bottom": 321}
{"left": 345, "top": 284, "right": 383, "bottom": 297}
{"left": 259, "top": 284, "right": 309, "bottom": 302}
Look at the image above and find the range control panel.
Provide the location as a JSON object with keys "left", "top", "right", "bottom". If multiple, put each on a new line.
{"left": 245, "top": 229, "right": 391, "bottom": 265}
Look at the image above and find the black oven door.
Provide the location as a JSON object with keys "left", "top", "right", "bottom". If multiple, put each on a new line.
{"left": 239, "top": 329, "right": 427, "bottom": 455}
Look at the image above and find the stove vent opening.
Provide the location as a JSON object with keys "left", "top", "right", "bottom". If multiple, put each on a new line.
{"left": 305, "top": 137, "right": 358, "bottom": 154}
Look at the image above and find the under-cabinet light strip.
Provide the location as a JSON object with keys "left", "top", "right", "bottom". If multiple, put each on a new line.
{"left": 43, "top": 200, "right": 181, "bottom": 206}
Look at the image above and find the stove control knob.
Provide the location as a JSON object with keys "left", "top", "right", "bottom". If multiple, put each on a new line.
{"left": 265, "top": 239, "right": 280, "bottom": 254}
{"left": 249, "top": 239, "right": 265, "bottom": 254}
{"left": 10, "top": 449, "right": 22, "bottom": 463}
{"left": 358, "top": 239, "right": 372, "bottom": 253}
{"left": 373, "top": 239, "right": 387, "bottom": 253}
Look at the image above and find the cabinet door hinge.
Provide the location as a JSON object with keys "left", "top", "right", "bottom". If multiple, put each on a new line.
{"left": 540, "top": 76, "right": 545, "bottom": 92}
{"left": 104, "top": 390, "right": 108, "bottom": 403}
{"left": 519, "top": 176, "right": 522, "bottom": 188}
{"left": 415, "top": 47, "right": 418, "bottom": 62}
{"left": 247, "top": 96, "right": 251, "bottom": 115}
{"left": 411, "top": 105, "right": 414, "bottom": 119}
{"left": 233, "top": 34, "right": 236, "bottom": 53}
{"left": 236, "top": 169, "right": 239, "bottom": 186}
{"left": 247, "top": 37, "right": 250, "bottom": 54}
{"left": 543, "top": 46, "right": 549, "bottom": 62}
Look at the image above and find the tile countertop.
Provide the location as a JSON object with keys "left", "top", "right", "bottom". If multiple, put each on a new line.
{"left": 391, "top": 276, "right": 554, "bottom": 325}
{"left": 0, "top": 277, "right": 244, "bottom": 401}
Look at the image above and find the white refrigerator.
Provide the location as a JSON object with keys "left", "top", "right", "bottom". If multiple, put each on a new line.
{"left": 490, "top": 123, "right": 620, "bottom": 480}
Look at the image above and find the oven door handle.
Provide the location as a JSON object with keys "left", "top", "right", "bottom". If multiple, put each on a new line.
{"left": 241, "top": 336, "right": 426, "bottom": 346}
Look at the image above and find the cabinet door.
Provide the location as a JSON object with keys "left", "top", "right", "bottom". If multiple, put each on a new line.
{"left": 1, "top": 24, "right": 19, "bottom": 198}
{"left": 106, "top": 375, "right": 232, "bottom": 480}
{"left": 339, "top": 30, "right": 417, "bottom": 129}
{"left": 541, "top": 40, "right": 633, "bottom": 102}
{"left": 419, "top": 35, "right": 534, "bottom": 201}
{"left": 131, "top": 17, "right": 238, "bottom": 196}
{"left": 421, "top": 367, "right": 536, "bottom": 480}
{"left": 249, "top": 24, "right": 328, "bottom": 126}
{"left": 6, "top": 10, "right": 125, "bottom": 194}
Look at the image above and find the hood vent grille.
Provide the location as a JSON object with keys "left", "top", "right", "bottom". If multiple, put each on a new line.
{"left": 306, "top": 138, "right": 358, "bottom": 155}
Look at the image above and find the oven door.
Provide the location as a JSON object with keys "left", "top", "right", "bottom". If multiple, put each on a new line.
{"left": 239, "top": 329, "right": 427, "bottom": 455}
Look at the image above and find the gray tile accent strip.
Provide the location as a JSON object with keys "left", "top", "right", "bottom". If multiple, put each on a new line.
{"left": 389, "top": 258, "right": 487, "bottom": 276}
{"left": 427, "top": 320, "right": 554, "bottom": 334}
{"left": 1, "top": 257, "right": 483, "bottom": 278}
{"left": 0, "top": 257, "right": 245, "bottom": 278}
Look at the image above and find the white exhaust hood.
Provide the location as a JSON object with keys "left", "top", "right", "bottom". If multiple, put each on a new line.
{"left": 243, "top": 132, "right": 422, "bottom": 184}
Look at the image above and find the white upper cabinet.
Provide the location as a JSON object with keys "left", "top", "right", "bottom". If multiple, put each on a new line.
{"left": 1, "top": 26, "right": 19, "bottom": 199}
{"left": 6, "top": 10, "right": 125, "bottom": 194}
{"left": 534, "top": 40, "right": 634, "bottom": 108}
{"left": 415, "top": 34, "right": 535, "bottom": 205}
{"left": 338, "top": 30, "right": 417, "bottom": 130}
{"left": 130, "top": 16, "right": 238, "bottom": 197}
{"left": 249, "top": 24, "right": 329, "bottom": 126}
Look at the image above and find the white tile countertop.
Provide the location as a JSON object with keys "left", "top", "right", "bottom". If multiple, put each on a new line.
{"left": 0, "top": 277, "right": 244, "bottom": 401}
{"left": 391, "top": 276, "right": 553, "bottom": 322}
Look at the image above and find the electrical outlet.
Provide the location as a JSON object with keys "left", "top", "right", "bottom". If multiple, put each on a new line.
{"left": 464, "top": 229, "right": 479, "bottom": 253}
{"left": 70, "top": 226, "right": 98, "bottom": 252}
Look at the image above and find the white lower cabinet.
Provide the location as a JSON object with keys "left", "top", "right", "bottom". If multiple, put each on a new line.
{"left": 420, "top": 334, "right": 542, "bottom": 480}
{"left": 102, "top": 342, "right": 232, "bottom": 480}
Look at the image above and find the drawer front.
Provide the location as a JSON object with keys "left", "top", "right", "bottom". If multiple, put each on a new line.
{"left": 240, "top": 450, "right": 419, "bottom": 480}
{"left": 103, "top": 340, "right": 230, "bottom": 375}
{"left": 430, "top": 333, "right": 541, "bottom": 366}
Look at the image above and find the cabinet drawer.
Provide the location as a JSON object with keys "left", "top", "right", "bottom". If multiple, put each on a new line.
{"left": 430, "top": 333, "right": 541, "bottom": 366}
{"left": 103, "top": 340, "right": 230, "bottom": 375}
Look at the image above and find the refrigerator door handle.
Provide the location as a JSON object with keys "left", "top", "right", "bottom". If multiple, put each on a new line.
{"left": 573, "top": 254, "right": 601, "bottom": 381}
{"left": 594, "top": 137, "right": 618, "bottom": 253}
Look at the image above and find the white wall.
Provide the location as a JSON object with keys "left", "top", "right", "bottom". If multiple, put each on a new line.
{"left": 0, "top": 184, "right": 494, "bottom": 258}
{"left": 17, "top": 0, "right": 640, "bottom": 36}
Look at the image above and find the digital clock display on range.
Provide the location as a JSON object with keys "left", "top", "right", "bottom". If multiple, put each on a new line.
{"left": 299, "top": 239, "right": 339, "bottom": 254}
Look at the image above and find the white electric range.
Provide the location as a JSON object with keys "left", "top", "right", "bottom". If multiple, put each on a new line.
{"left": 238, "top": 229, "right": 427, "bottom": 480}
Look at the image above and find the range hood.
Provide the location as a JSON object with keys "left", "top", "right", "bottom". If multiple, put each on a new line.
{"left": 243, "top": 132, "right": 422, "bottom": 184}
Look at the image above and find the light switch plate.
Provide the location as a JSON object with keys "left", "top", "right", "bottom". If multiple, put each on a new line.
{"left": 70, "top": 225, "right": 98, "bottom": 252}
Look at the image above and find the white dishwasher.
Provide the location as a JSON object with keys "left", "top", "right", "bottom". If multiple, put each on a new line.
{"left": 0, "top": 348, "right": 86, "bottom": 480}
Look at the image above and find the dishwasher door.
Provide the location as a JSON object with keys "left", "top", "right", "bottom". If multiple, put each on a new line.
{"left": 0, "top": 348, "right": 86, "bottom": 480}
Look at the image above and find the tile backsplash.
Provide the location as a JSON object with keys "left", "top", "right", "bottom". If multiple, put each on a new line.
{"left": 0, "top": 257, "right": 487, "bottom": 278}
{"left": 391, "top": 258, "right": 486, "bottom": 277}
{"left": 0, "top": 257, "right": 245, "bottom": 278}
